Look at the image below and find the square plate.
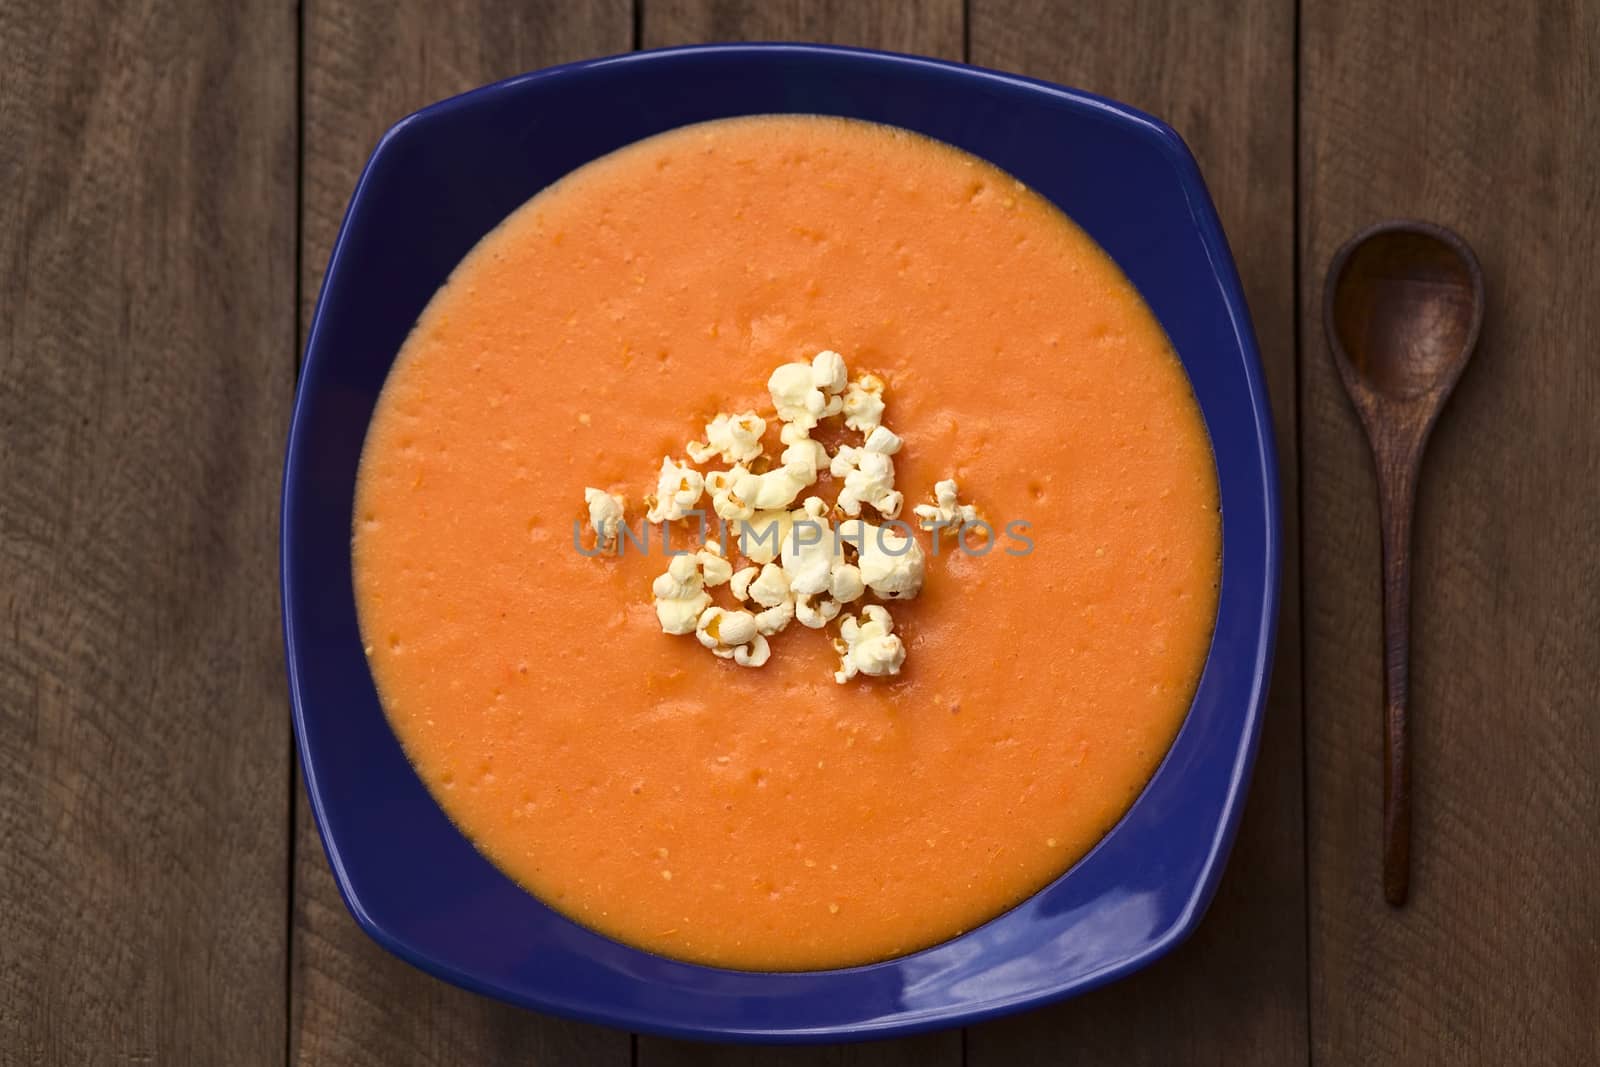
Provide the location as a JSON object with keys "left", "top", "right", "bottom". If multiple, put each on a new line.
{"left": 282, "top": 42, "right": 1280, "bottom": 1043}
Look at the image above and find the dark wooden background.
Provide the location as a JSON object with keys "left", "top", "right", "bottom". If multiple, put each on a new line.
{"left": 4, "top": 0, "right": 1597, "bottom": 1062}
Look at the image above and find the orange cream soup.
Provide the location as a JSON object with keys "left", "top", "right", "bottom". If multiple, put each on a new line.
{"left": 354, "top": 115, "right": 1220, "bottom": 971}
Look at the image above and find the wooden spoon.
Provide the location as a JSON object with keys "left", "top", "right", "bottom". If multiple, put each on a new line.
{"left": 1323, "top": 220, "right": 1484, "bottom": 907}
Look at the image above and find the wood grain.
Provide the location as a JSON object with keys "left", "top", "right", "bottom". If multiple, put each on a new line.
{"left": 292, "top": 2, "right": 634, "bottom": 1064}
{"left": 1301, "top": 0, "right": 1600, "bottom": 1061}
{"left": 641, "top": 0, "right": 963, "bottom": 60}
{"left": 0, "top": 0, "right": 295, "bottom": 1063}
{"left": 634, "top": 4, "right": 963, "bottom": 1064}
{"left": 965, "top": 1, "right": 1307, "bottom": 1063}
{"left": 11, "top": 0, "right": 1592, "bottom": 1060}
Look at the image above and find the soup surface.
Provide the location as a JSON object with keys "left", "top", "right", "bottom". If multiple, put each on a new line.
{"left": 353, "top": 115, "right": 1220, "bottom": 970}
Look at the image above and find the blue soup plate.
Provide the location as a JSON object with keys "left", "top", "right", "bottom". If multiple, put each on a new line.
{"left": 282, "top": 42, "right": 1280, "bottom": 1043}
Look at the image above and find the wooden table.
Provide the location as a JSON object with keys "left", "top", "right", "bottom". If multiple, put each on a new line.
{"left": 4, "top": 1, "right": 1597, "bottom": 1062}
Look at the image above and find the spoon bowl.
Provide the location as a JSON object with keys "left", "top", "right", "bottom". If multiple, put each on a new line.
{"left": 1323, "top": 219, "right": 1483, "bottom": 907}
{"left": 1328, "top": 221, "right": 1484, "bottom": 415}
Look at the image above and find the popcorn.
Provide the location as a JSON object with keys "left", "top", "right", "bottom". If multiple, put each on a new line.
{"left": 768, "top": 351, "right": 848, "bottom": 430}
{"left": 842, "top": 373, "right": 886, "bottom": 432}
{"left": 839, "top": 519, "right": 926, "bottom": 599}
{"left": 747, "top": 563, "right": 791, "bottom": 608}
{"left": 829, "top": 562, "right": 865, "bottom": 604}
{"left": 733, "top": 634, "right": 772, "bottom": 667}
{"left": 695, "top": 606, "right": 770, "bottom": 667}
{"left": 795, "top": 590, "right": 843, "bottom": 629}
{"left": 706, "top": 464, "right": 754, "bottom": 521}
{"left": 913, "top": 478, "right": 979, "bottom": 534}
{"left": 781, "top": 497, "right": 839, "bottom": 595}
{"left": 767, "top": 362, "right": 815, "bottom": 423}
{"left": 646, "top": 457, "right": 705, "bottom": 523}
{"left": 833, "top": 605, "right": 906, "bottom": 682}
{"left": 811, "top": 349, "right": 848, "bottom": 394}
{"left": 583, "top": 488, "right": 626, "bottom": 550}
{"left": 695, "top": 606, "right": 759, "bottom": 656}
{"left": 831, "top": 424, "right": 904, "bottom": 519}
{"left": 687, "top": 411, "right": 767, "bottom": 466}
{"left": 862, "top": 425, "right": 902, "bottom": 455}
{"left": 737, "top": 509, "right": 793, "bottom": 565}
{"left": 753, "top": 598, "right": 795, "bottom": 636}
{"left": 778, "top": 500, "right": 868, "bottom": 626}
{"left": 651, "top": 552, "right": 701, "bottom": 600}
{"left": 651, "top": 553, "right": 711, "bottom": 634}
{"left": 728, "top": 565, "right": 760, "bottom": 603}
{"left": 730, "top": 562, "right": 795, "bottom": 637}
{"left": 779, "top": 422, "right": 830, "bottom": 482}
{"left": 588, "top": 348, "right": 962, "bottom": 681}
{"left": 697, "top": 540, "right": 733, "bottom": 587}
{"left": 835, "top": 452, "right": 900, "bottom": 518}
{"left": 732, "top": 464, "right": 812, "bottom": 511}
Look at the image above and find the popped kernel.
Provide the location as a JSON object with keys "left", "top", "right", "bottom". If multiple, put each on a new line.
{"left": 697, "top": 540, "right": 733, "bottom": 587}
{"left": 831, "top": 425, "right": 904, "bottom": 518}
{"left": 728, "top": 565, "right": 760, "bottom": 602}
{"left": 781, "top": 497, "right": 839, "bottom": 595}
{"left": 732, "top": 464, "right": 812, "bottom": 511}
{"left": 838, "top": 519, "right": 926, "bottom": 599}
{"left": 768, "top": 351, "right": 847, "bottom": 430}
{"left": 913, "top": 478, "right": 979, "bottom": 534}
{"left": 687, "top": 411, "right": 766, "bottom": 465}
{"left": 696, "top": 606, "right": 766, "bottom": 667}
{"left": 841, "top": 373, "right": 886, "bottom": 432}
{"left": 583, "top": 487, "right": 626, "bottom": 549}
{"left": 833, "top": 605, "right": 907, "bottom": 682}
{"left": 795, "top": 590, "right": 844, "bottom": 629}
{"left": 737, "top": 508, "right": 793, "bottom": 565}
{"left": 646, "top": 457, "right": 704, "bottom": 523}
{"left": 706, "top": 463, "right": 754, "bottom": 521}
{"left": 696, "top": 605, "right": 759, "bottom": 653}
{"left": 651, "top": 553, "right": 711, "bottom": 635}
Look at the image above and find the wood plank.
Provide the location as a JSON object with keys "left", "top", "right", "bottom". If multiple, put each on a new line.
{"left": 964, "top": 2, "right": 1307, "bottom": 1063}
{"left": 641, "top": 0, "right": 963, "bottom": 59}
{"left": 1300, "top": 1, "right": 1600, "bottom": 1061}
{"left": 0, "top": 0, "right": 295, "bottom": 1062}
{"left": 292, "top": 2, "right": 635, "bottom": 1064}
{"left": 634, "top": 6, "right": 965, "bottom": 1066}
{"left": 641, "top": 1039, "right": 964, "bottom": 1067}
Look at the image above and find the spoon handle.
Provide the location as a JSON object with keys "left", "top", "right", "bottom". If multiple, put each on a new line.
{"left": 1376, "top": 456, "right": 1418, "bottom": 906}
